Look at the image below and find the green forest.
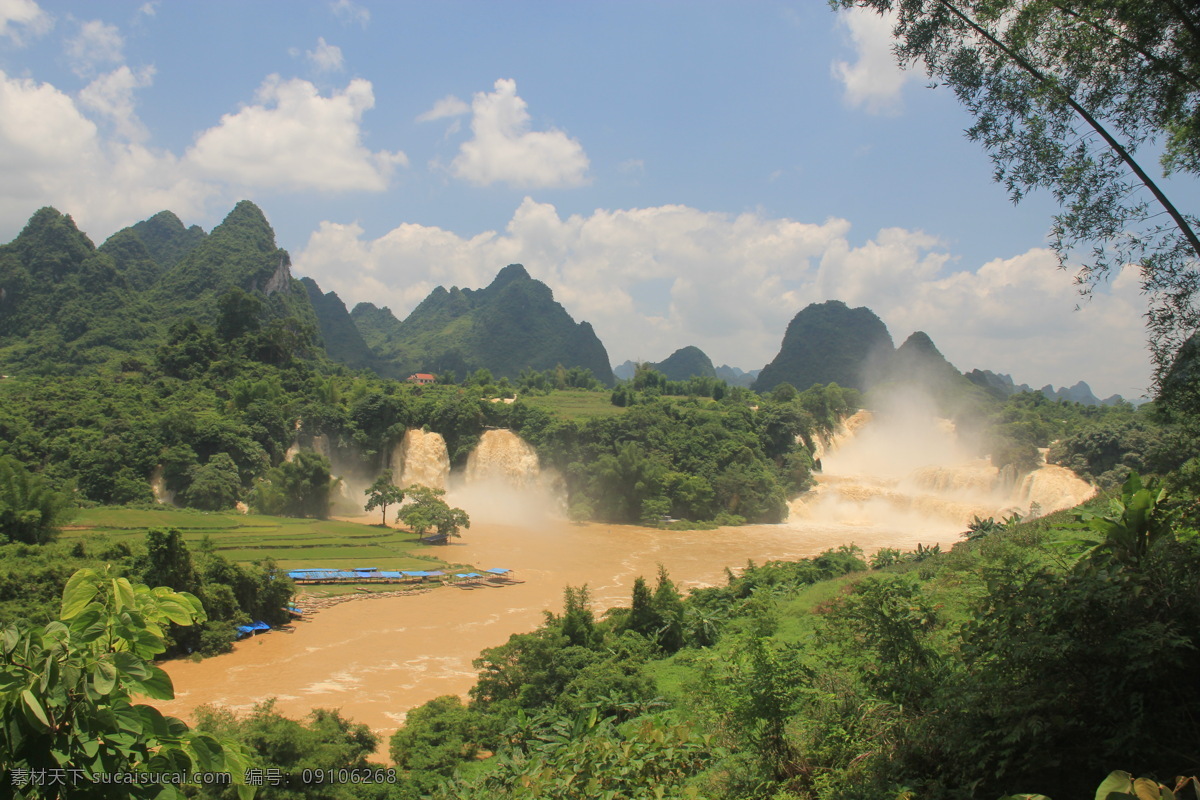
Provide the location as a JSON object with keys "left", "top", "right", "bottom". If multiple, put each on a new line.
{"left": 2, "top": 190, "right": 1198, "bottom": 797}
{"left": 7, "top": 0, "right": 1200, "bottom": 788}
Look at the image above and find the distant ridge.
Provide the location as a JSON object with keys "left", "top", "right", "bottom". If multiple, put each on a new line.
{"left": 612, "top": 346, "right": 718, "bottom": 382}
{"left": 301, "top": 278, "right": 376, "bottom": 370}
{"left": 345, "top": 264, "right": 615, "bottom": 384}
{"left": 966, "top": 369, "right": 1127, "bottom": 406}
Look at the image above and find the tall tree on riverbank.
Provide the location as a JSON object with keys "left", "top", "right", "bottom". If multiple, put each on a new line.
{"left": 364, "top": 470, "right": 405, "bottom": 526}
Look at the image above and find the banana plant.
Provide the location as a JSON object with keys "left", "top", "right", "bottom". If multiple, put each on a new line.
{"left": 1061, "top": 471, "right": 1177, "bottom": 571}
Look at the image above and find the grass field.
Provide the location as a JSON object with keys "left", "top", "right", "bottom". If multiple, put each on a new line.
{"left": 61, "top": 507, "right": 463, "bottom": 574}
{"left": 521, "top": 389, "right": 626, "bottom": 420}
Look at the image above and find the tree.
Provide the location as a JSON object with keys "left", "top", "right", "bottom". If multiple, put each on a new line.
{"left": 143, "top": 528, "right": 199, "bottom": 594}
{"left": 0, "top": 456, "right": 72, "bottom": 545}
{"left": 0, "top": 567, "right": 253, "bottom": 798}
{"left": 252, "top": 451, "right": 335, "bottom": 519}
{"left": 216, "top": 287, "right": 263, "bottom": 342}
{"left": 182, "top": 453, "right": 242, "bottom": 511}
{"left": 396, "top": 485, "right": 470, "bottom": 542}
{"left": 835, "top": 0, "right": 1200, "bottom": 378}
{"left": 363, "top": 469, "right": 405, "bottom": 526}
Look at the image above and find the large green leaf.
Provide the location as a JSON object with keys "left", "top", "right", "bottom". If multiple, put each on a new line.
{"left": 61, "top": 569, "right": 101, "bottom": 620}
{"left": 112, "top": 651, "right": 151, "bottom": 680}
{"left": 112, "top": 577, "right": 136, "bottom": 612}
{"left": 157, "top": 597, "right": 196, "bottom": 626}
{"left": 2, "top": 624, "right": 20, "bottom": 655}
{"left": 186, "top": 732, "right": 224, "bottom": 773}
{"left": 20, "top": 688, "right": 52, "bottom": 731}
{"left": 1097, "top": 771, "right": 1136, "bottom": 800}
{"left": 92, "top": 659, "right": 118, "bottom": 696}
{"left": 133, "top": 665, "right": 175, "bottom": 700}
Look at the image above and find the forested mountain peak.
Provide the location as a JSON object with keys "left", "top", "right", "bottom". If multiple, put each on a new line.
{"left": 8, "top": 207, "right": 95, "bottom": 281}
{"left": 301, "top": 277, "right": 375, "bottom": 369}
{"left": 209, "top": 200, "right": 276, "bottom": 251}
{"left": 123, "top": 210, "right": 206, "bottom": 270}
{"left": 342, "top": 264, "right": 614, "bottom": 384}
{"left": 754, "top": 300, "right": 894, "bottom": 393}
{"left": 0, "top": 207, "right": 154, "bottom": 363}
{"left": 484, "top": 263, "right": 531, "bottom": 291}
{"left": 96, "top": 229, "right": 161, "bottom": 291}
{"left": 153, "top": 201, "right": 297, "bottom": 319}
{"left": 896, "top": 331, "right": 944, "bottom": 361}
{"left": 891, "top": 331, "right": 961, "bottom": 380}
{"left": 650, "top": 346, "right": 717, "bottom": 381}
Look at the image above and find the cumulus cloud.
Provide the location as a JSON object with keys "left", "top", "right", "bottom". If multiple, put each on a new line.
{"left": 831, "top": 7, "right": 916, "bottom": 115}
{"left": 295, "top": 199, "right": 1152, "bottom": 398}
{"left": 306, "top": 37, "right": 344, "bottom": 73}
{"left": 417, "top": 94, "right": 469, "bottom": 122}
{"left": 185, "top": 75, "right": 407, "bottom": 192}
{"left": 0, "top": 67, "right": 411, "bottom": 242}
{"left": 78, "top": 65, "right": 155, "bottom": 142}
{"left": 0, "top": 70, "right": 214, "bottom": 239}
{"left": 66, "top": 19, "right": 124, "bottom": 77}
{"left": 450, "top": 78, "right": 589, "bottom": 188}
{"left": 0, "top": 0, "right": 51, "bottom": 44}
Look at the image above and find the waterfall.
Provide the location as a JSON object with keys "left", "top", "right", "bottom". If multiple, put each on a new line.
{"left": 451, "top": 429, "right": 566, "bottom": 523}
{"left": 1014, "top": 464, "right": 1095, "bottom": 515}
{"left": 392, "top": 429, "right": 451, "bottom": 490}
{"left": 149, "top": 465, "right": 175, "bottom": 506}
{"left": 465, "top": 429, "right": 541, "bottom": 488}
{"left": 790, "top": 403, "right": 1095, "bottom": 535}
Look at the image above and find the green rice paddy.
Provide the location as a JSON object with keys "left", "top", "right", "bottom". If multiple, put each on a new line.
{"left": 60, "top": 507, "right": 461, "bottom": 574}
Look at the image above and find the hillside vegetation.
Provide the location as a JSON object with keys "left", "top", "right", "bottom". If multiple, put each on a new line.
{"left": 3, "top": 200, "right": 1200, "bottom": 797}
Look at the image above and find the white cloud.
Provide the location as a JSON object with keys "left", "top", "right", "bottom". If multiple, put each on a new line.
{"left": 0, "top": 70, "right": 214, "bottom": 240}
{"left": 185, "top": 75, "right": 407, "bottom": 192}
{"left": 294, "top": 199, "right": 1155, "bottom": 397}
{"left": 450, "top": 78, "right": 589, "bottom": 188}
{"left": 138, "top": 2, "right": 160, "bottom": 17}
{"left": 330, "top": 0, "right": 369, "bottom": 28}
{"left": 831, "top": 7, "right": 916, "bottom": 115}
{"left": 78, "top": 65, "right": 155, "bottom": 142}
{"left": 306, "top": 37, "right": 344, "bottom": 73}
{"left": 66, "top": 19, "right": 123, "bottom": 77}
{"left": 417, "top": 94, "right": 469, "bottom": 123}
{"left": 0, "top": 0, "right": 51, "bottom": 44}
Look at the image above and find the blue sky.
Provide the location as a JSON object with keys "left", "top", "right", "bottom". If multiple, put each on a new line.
{"left": 0, "top": 0, "right": 1161, "bottom": 397}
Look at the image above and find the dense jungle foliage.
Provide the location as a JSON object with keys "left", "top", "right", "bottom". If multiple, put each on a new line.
{"left": 4, "top": 198, "right": 1200, "bottom": 797}
{"left": 171, "top": 479, "right": 1199, "bottom": 799}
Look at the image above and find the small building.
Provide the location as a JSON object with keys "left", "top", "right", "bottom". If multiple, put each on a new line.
{"left": 407, "top": 373, "right": 436, "bottom": 385}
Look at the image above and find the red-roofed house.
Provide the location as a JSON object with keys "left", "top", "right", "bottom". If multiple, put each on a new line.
{"left": 407, "top": 373, "right": 436, "bottom": 385}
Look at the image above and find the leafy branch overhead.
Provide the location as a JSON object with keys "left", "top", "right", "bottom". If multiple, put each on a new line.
{"left": 836, "top": 0, "right": 1200, "bottom": 378}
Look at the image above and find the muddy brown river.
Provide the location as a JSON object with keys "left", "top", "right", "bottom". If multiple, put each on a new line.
{"left": 155, "top": 515, "right": 964, "bottom": 743}
{"left": 155, "top": 411, "right": 1093, "bottom": 747}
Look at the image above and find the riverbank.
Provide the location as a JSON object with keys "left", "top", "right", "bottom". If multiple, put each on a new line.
{"left": 155, "top": 512, "right": 969, "bottom": 748}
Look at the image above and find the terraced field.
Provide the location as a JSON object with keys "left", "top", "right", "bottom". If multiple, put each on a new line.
{"left": 60, "top": 507, "right": 464, "bottom": 574}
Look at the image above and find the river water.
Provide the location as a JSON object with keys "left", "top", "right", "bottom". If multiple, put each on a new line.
{"left": 155, "top": 413, "right": 1093, "bottom": 745}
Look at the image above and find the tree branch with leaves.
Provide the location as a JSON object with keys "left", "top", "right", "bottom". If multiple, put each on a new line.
{"left": 835, "top": 0, "right": 1200, "bottom": 378}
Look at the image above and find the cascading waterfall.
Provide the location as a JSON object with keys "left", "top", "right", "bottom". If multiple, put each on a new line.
{"left": 450, "top": 429, "right": 566, "bottom": 522}
{"left": 790, "top": 405, "right": 1094, "bottom": 536}
{"left": 391, "top": 429, "right": 451, "bottom": 490}
{"left": 465, "top": 430, "right": 541, "bottom": 488}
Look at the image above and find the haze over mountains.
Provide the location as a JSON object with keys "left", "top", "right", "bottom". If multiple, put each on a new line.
{"left": 0, "top": 202, "right": 1122, "bottom": 404}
